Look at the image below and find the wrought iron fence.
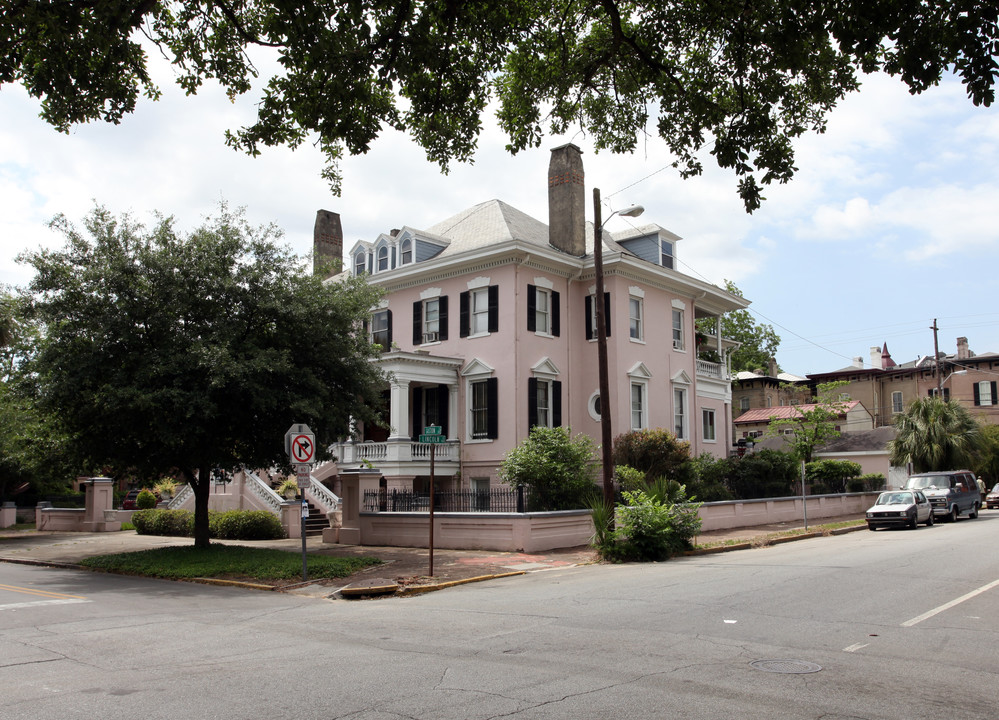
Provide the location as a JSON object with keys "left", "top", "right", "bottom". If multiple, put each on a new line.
{"left": 363, "top": 487, "right": 525, "bottom": 513}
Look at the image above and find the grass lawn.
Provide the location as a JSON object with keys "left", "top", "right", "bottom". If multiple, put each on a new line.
{"left": 78, "top": 544, "right": 382, "bottom": 585}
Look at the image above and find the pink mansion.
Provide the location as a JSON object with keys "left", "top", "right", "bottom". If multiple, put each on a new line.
{"left": 319, "top": 145, "right": 748, "bottom": 495}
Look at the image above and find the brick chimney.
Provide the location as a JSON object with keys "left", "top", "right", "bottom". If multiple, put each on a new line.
{"left": 313, "top": 209, "right": 343, "bottom": 277}
{"left": 548, "top": 144, "right": 586, "bottom": 256}
{"left": 767, "top": 357, "right": 778, "bottom": 377}
{"left": 956, "top": 336, "right": 970, "bottom": 359}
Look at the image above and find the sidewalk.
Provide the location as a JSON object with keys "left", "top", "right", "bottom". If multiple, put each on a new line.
{"left": 0, "top": 513, "right": 866, "bottom": 598}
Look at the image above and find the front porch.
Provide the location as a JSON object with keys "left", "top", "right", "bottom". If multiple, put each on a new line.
{"left": 335, "top": 350, "right": 464, "bottom": 477}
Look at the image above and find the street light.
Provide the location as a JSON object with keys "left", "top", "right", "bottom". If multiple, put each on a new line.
{"left": 593, "top": 188, "right": 644, "bottom": 507}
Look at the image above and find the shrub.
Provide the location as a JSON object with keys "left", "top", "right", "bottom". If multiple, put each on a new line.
{"left": 805, "top": 459, "right": 862, "bottom": 494}
{"left": 726, "top": 449, "right": 798, "bottom": 499}
{"left": 132, "top": 509, "right": 193, "bottom": 536}
{"left": 612, "top": 428, "right": 692, "bottom": 483}
{"left": 136, "top": 489, "right": 158, "bottom": 510}
{"left": 209, "top": 510, "right": 285, "bottom": 540}
{"left": 614, "top": 465, "right": 646, "bottom": 493}
{"left": 499, "top": 426, "right": 597, "bottom": 511}
{"left": 597, "top": 487, "right": 703, "bottom": 562}
{"left": 685, "top": 453, "right": 735, "bottom": 501}
{"left": 849, "top": 473, "right": 886, "bottom": 492}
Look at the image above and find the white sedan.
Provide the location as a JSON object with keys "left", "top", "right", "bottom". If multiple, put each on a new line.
{"left": 866, "top": 490, "right": 934, "bottom": 530}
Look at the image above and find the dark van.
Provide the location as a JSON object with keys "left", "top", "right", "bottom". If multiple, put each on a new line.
{"left": 903, "top": 470, "right": 981, "bottom": 522}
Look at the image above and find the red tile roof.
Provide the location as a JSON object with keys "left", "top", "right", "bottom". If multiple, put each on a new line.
{"left": 734, "top": 401, "right": 860, "bottom": 424}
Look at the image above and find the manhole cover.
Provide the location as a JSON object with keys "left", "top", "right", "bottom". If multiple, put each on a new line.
{"left": 750, "top": 659, "right": 822, "bottom": 674}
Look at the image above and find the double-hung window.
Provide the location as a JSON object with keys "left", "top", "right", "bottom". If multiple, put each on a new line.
{"left": 629, "top": 297, "right": 643, "bottom": 341}
{"left": 370, "top": 309, "right": 391, "bottom": 351}
{"left": 527, "top": 284, "right": 560, "bottom": 336}
{"left": 460, "top": 285, "right": 498, "bottom": 337}
{"left": 892, "top": 391, "right": 904, "bottom": 414}
{"left": 674, "top": 387, "right": 687, "bottom": 439}
{"left": 413, "top": 296, "right": 448, "bottom": 345}
{"left": 702, "top": 409, "right": 716, "bottom": 442}
{"left": 528, "top": 377, "right": 562, "bottom": 428}
{"left": 631, "top": 383, "right": 646, "bottom": 430}
{"left": 672, "top": 308, "right": 684, "bottom": 350}
{"left": 975, "top": 381, "right": 998, "bottom": 406}
{"left": 469, "top": 378, "right": 498, "bottom": 440}
{"left": 585, "top": 292, "right": 611, "bottom": 340}
{"left": 400, "top": 238, "right": 412, "bottom": 265}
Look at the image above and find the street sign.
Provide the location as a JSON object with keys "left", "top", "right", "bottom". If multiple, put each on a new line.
{"left": 419, "top": 434, "right": 447, "bottom": 444}
{"left": 423, "top": 425, "right": 442, "bottom": 435}
{"left": 284, "top": 423, "right": 315, "bottom": 463}
{"left": 296, "top": 464, "right": 312, "bottom": 490}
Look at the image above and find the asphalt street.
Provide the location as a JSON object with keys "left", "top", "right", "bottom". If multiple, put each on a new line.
{"left": 2, "top": 513, "right": 998, "bottom": 719}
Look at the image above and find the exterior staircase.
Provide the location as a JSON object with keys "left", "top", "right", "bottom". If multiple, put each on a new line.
{"left": 302, "top": 499, "right": 328, "bottom": 537}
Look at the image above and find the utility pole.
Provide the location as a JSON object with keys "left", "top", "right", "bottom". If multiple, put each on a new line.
{"left": 592, "top": 189, "right": 644, "bottom": 508}
{"left": 931, "top": 319, "right": 942, "bottom": 397}
{"left": 593, "top": 188, "right": 614, "bottom": 508}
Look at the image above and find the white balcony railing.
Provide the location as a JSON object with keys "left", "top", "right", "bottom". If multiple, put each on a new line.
{"left": 334, "top": 439, "right": 460, "bottom": 466}
{"left": 696, "top": 359, "right": 726, "bottom": 380}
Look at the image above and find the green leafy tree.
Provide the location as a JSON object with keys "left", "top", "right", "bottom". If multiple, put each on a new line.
{"left": 765, "top": 381, "right": 850, "bottom": 463}
{"left": 805, "top": 459, "right": 862, "bottom": 494}
{"left": 696, "top": 281, "right": 780, "bottom": 374}
{"left": 3, "top": 3, "right": 997, "bottom": 209}
{"left": 612, "top": 428, "right": 692, "bottom": 484}
{"left": 888, "top": 397, "right": 982, "bottom": 473}
{"left": 725, "top": 448, "right": 798, "bottom": 499}
{"left": 15, "top": 203, "right": 386, "bottom": 547}
{"left": 973, "top": 424, "right": 999, "bottom": 485}
{"left": 499, "top": 426, "right": 597, "bottom": 511}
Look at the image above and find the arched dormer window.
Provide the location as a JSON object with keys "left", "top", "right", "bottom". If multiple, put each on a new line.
{"left": 400, "top": 238, "right": 412, "bottom": 265}
{"left": 377, "top": 246, "right": 389, "bottom": 272}
{"left": 354, "top": 251, "right": 366, "bottom": 276}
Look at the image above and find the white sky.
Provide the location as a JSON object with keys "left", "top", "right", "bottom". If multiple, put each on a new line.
{"left": 2, "top": 52, "right": 997, "bottom": 377}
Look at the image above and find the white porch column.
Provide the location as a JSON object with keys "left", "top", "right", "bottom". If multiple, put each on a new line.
{"left": 388, "top": 380, "right": 411, "bottom": 440}
{"left": 448, "top": 383, "right": 459, "bottom": 440}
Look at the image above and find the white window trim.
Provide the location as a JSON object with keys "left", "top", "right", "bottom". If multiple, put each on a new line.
{"left": 422, "top": 297, "right": 441, "bottom": 345}
{"left": 534, "top": 285, "right": 553, "bottom": 338}
{"left": 469, "top": 286, "right": 491, "bottom": 339}
{"left": 630, "top": 381, "right": 648, "bottom": 430}
{"left": 702, "top": 408, "right": 717, "bottom": 443}
{"left": 461, "top": 359, "right": 494, "bottom": 443}
{"left": 629, "top": 295, "right": 644, "bottom": 343}
{"left": 587, "top": 390, "right": 602, "bottom": 422}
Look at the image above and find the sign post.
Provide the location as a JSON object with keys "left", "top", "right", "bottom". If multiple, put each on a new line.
{"left": 418, "top": 425, "right": 445, "bottom": 576}
{"left": 285, "top": 424, "right": 316, "bottom": 582}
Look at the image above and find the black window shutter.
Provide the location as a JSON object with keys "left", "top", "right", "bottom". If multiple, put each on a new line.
{"left": 385, "top": 309, "right": 393, "bottom": 346}
{"left": 603, "top": 292, "right": 611, "bottom": 337}
{"left": 992, "top": 382, "right": 998, "bottom": 405}
{"left": 437, "top": 384, "right": 449, "bottom": 436}
{"left": 459, "top": 291, "right": 470, "bottom": 337}
{"left": 412, "top": 301, "right": 422, "bottom": 345}
{"left": 552, "top": 291, "right": 561, "bottom": 337}
{"left": 528, "top": 377, "right": 538, "bottom": 427}
{"left": 974, "top": 383, "right": 981, "bottom": 406}
{"left": 439, "top": 296, "right": 449, "bottom": 341}
{"left": 486, "top": 377, "right": 499, "bottom": 439}
{"left": 411, "top": 388, "right": 422, "bottom": 440}
{"left": 553, "top": 380, "right": 562, "bottom": 427}
{"left": 488, "top": 285, "right": 499, "bottom": 333}
{"left": 527, "top": 285, "right": 536, "bottom": 332}
{"left": 585, "top": 295, "right": 593, "bottom": 340}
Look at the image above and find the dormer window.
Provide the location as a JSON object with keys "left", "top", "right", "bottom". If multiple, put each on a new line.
{"left": 400, "top": 238, "right": 412, "bottom": 265}
{"left": 377, "top": 246, "right": 389, "bottom": 272}
{"left": 354, "top": 251, "right": 366, "bottom": 276}
{"left": 660, "top": 239, "right": 673, "bottom": 269}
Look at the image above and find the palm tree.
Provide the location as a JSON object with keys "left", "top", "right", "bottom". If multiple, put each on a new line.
{"left": 889, "top": 397, "right": 982, "bottom": 473}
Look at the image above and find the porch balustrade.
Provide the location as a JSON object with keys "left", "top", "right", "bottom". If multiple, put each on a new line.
{"left": 696, "top": 358, "right": 727, "bottom": 380}
{"left": 334, "top": 439, "right": 460, "bottom": 466}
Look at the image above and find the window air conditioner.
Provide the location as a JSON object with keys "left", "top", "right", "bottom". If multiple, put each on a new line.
{"left": 422, "top": 332, "right": 439, "bottom": 344}
{"left": 672, "top": 339, "right": 682, "bottom": 350}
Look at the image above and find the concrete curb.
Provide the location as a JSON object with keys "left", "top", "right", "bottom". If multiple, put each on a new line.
{"left": 396, "top": 571, "right": 526, "bottom": 597}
